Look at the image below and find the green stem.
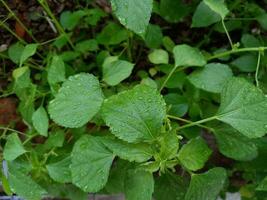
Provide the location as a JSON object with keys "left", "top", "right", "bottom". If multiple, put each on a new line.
{"left": 38, "top": 0, "right": 75, "bottom": 49}
{"left": 221, "top": 19, "right": 234, "bottom": 49}
{"left": 39, "top": 37, "right": 58, "bottom": 45}
{"left": 255, "top": 51, "right": 261, "bottom": 87}
{"left": 0, "top": 126, "right": 8, "bottom": 140}
{"left": 27, "top": 62, "right": 44, "bottom": 71}
{"left": 225, "top": 17, "right": 256, "bottom": 21}
{"left": 0, "top": 18, "right": 44, "bottom": 60}
{"left": 160, "top": 46, "right": 267, "bottom": 93}
{"left": 167, "top": 114, "right": 214, "bottom": 132}
{"left": 208, "top": 47, "right": 267, "bottom": 61}
{"left": 177, "top": 116, "right": 218, "bottom": 131}
{"left": 0, "top": 21, "right": 26, "bottom": 44}
{"left": 0, "top": 92, "right": 13, "bottom": 98}
{"left": 118, "top": 46, "right": 127, "bottom": 57}
{"left": 0, "top": 0, "right": 38, "bottom": 43}
{"left": 159, "top": 66, "right": 177, "bottom": 92}
{"left": 22, "top": 134, "right": 36, "bottom": 145}
{"left": 41, "top": 147, "right": 56, "bottom": 165}
{"left": 159, "top": 66, "right": 187, "bottom": 92}
{"left": 0, "top": 127, "right": 28, "bottom": 137}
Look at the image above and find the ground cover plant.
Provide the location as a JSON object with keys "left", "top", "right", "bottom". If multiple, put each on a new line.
{"left": 1, "top": 0, "right": 267, "bottom": 199}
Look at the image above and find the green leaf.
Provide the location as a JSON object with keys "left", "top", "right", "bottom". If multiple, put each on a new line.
{"left": 1, "top": 174, "right": 12, "bottom": 196}
{"left": 217, "top": 77, "right": 267, "bottom": 138}
{"left": 192, "top": 1, "right": 221, "bottom": 27}
{"left": 159, "top": 0, "right": 190, "bottom": 23}
{"left": 144, "top": 24, "right": 163, "bottom": 49}
{"left": 8, "top": 42, "right": 24, "bottom": 64}
{"left": 47, "top": 55, "right": 66, "bottom": 85}
{"left": 162, "top": 36, "right": 175, "bottom": 52}
{"left": 84, "top": 8, "right": 107, "bottom": 26}
{"left": 173, "top": 44, "right": 206, "bottom": 67}
{"left": 148, "top": 49, "right": 169, "bottom": 64}
{"left": 70, "top": 135, "right": 114, "bottom": 192}
{"left": 203, "top": 0, "right": 229, "bottom": 19}
{"left": 19, "top": 101, "right": 35, "bottom": 124}
{"left": 105, "top": 160, "right": 132, "bottom": 193}
{"left": 164, "top": 93, "right": 188, "bottom": 117}
{"left": 96, "top": 22, "right": 128, "bottom": 45}
{"left": 257, "top": 13, "right": 267, "bottom": 30}
{"left": 48, "top": 73, "right": 104, "bottom": 128}
{"left": 188, "top": 63, "right": 233, "bottom": 93}
{"left": 4, "top": 133, "right": 27, "bottom": 161}
{"left": 213, "top": 20, "right": 241, "bottom": 33}
{"left": 157, "top": 131, "right": 179, "bottom": 160}
{"left": 110, "top": 0, "right": 153, "bottom": 34}
{"left": 161, "top": 71, "right": 186, "bottom": 89}
{"left": 154, "top": 173, "right": 186, "bottom": 200}
{"left": 53, "top": 33, "right": 70, "bottom": 49}
{"left": 185, "top": 168, "right": 227, "bottom": 200}
{"left": 178, "top": 137, "right": 212, "bottom": 171}
{"left": 257, "top": 176, "right": 267, "bottom": 191}
{"left": 19, "top": 43, "right": 38, "bottom": 67}
{"left": 75, "top": 39, "right": 99, "bottom": 53}
{"left": 32, "top": 106, "right": 49, "bottom": 136}
{"left": 102, "top": 58, "right": 134, "bottom": 86}
{"left": 102, "top": 137, "right": 153, "bottom": 162}
{"left": 17, "top": 84, "right": 36, "bottom": 123}
{"left": 214, "top": 124, "right": 258, "bottom": 161}
{"left": 141, "top": 77, "right": 158, "bottom": 89}
{"left": 125, "top": 169, "right": 154, "bottom": 200}
{"left": 44, "top": 130, "right": 65, "bottom": 149}
{"left": 46, "top": 156, "right": 72, "bottom": 183}
{"left": 8, "top": 164, "right": 46, "bottom": 200}
{"left": 101, "top": 85, "right": 166, "bottom": 143}
{"left": 12, "top": 66, "right": 32, "bottom": 91}
{"left": 60, "top": 51, "right": 80, "bottom": 62}
{"left": 231, "top": 54, "right": 257, "bottom": 72}
{"left": 241, "top": 34, "right": 261, "bottom": 48}
{"left": 60, "top": 10, "right": 86, "bottom": 30}
{"left": 45, "top": 184, "right": 87, "bottom": 200}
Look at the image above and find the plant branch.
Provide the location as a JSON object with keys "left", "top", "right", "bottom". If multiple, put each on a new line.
{"left": 37, "top": 0, "right": 75, "bottom": 49}
{"left": 159, "top": 66, "right": 187, "bottom": 92}
{"left": 167, "top": 114, "right": 214, "bottom": 132}
{"left": 255, "top": 51, "right": 261, "bottom": 87}
{"left": 221, "top": 19, "right": 234, "bottom": 49}
{"left": 159, "top": 66, "right": 177, "bottom": 92}
{"left": 0, "top": 0, "right": 39, "bottom": 43}
{"left": 176, "top": 116, "right": 218, "bottom": 131}
{"left": 225, "top": 17, "right": 256, "bottom": 21}
{"left": 207, "top": 47, "right": 267, "bottom": 61}
{"left": 0, "top": 127, "right": 28, "bottom": 137}
{"left": 0, "top": 21, "right": 26, "bottom": 44}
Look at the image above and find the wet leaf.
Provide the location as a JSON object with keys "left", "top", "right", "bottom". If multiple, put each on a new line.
{"left": 185, "top": 168, "right": 227, "bottom": 200}
{"left": 125, "top": 169, "right": 154, "bottom": 200}
{"left": 111, "top": 0, "right": 153, "bottom": 34}
{"left": 217, "top": 77, "right": 267, "bottom": 138}
{"left": 101, "top": 85, "right": 166, "bottom": 143}
{"left": 48, "top": 73, "right": 104, "bottom": 128}
{"left": 32, "top": 106, "right": 49, "bottom": 136}
{"left": 71, "top": 136, "right": 114, "bottom": 192}
{"left": 4, "top": 133, "right": 26, "bottom": 161}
